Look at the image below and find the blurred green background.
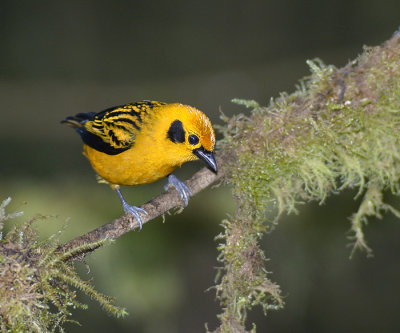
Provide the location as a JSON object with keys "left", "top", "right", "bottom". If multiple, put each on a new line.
{"left": 1, "top": 1, "right": 400, "bottom": 332}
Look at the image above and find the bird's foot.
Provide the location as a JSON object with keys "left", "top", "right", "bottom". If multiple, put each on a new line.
{"left": 122, "top": 203, "right": 148, "bottom": 230}
{"left": 164, "top": 174, "right": 192, "bottom": 207}
{"left": 115, "top": 187, "right": 148, "bottom": 230}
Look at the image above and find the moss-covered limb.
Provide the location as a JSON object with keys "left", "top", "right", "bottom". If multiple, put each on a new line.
{"left": 212, "top": 32, "right": 400, "bottom": 331}
{"left": 220, "top": 31, "right": 400, "bottom": 241}
{"left": 0, "top": 198, "right": 126, "bottom": 332}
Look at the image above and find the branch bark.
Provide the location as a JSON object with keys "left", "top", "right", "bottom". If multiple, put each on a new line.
{"left": 59, "top": 156, "right": 225, "bottom": 257}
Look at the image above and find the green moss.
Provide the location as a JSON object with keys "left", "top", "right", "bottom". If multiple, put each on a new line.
{"left": 212, "top": 34, "right": 400, "bottom": 331}
{"left": 0, "top": 198, "right": 127, "bottom": 332}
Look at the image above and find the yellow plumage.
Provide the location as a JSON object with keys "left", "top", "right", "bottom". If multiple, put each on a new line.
{"left": 62, "top": 100, "right": 217, "bottom": 228}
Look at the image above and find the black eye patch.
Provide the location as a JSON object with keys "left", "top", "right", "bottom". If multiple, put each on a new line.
{"left": 167, "top": 120, "right": 185, "bottom": 143}
{"left": 188, "top": 134, "right": 199, "bottom": 145}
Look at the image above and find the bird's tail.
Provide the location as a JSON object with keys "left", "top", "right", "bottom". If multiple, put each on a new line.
{"left": 61, "top": 112, "right": 96, "bottom": 128}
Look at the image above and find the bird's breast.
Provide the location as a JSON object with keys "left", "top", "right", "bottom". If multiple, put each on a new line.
{"left": 83, "top": 143, "right": 184, "bottom": 186}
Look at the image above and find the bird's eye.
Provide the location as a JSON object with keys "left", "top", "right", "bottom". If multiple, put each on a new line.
{"left": 188, "top": 134, "right": 199, "bottom": 145}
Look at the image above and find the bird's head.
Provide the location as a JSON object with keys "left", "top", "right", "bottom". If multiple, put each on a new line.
{"left": 163, "top": 104, "right": 217, "bottom": 173}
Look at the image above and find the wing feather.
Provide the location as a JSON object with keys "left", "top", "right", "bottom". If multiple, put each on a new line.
{"left": 65, "top": 100, "right": 165, "bottom": 155}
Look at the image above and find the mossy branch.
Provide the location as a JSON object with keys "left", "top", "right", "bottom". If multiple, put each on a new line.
{"left": 212, "top": 31, "right": 400, "bottom": 332}
{"left": 0, "top": 198, "right": 126, "bottom": 332}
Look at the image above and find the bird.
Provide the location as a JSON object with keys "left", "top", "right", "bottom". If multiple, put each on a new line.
{"left": 61, "top": 100, "right": 217, "bottom": 229}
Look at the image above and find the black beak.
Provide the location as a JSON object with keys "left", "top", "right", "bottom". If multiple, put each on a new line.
{"left": 193, "top": 147, "right": 218, "bottom": 173}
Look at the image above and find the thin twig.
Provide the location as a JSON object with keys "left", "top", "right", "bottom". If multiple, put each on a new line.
{"left": 59, "top": 157, "right": 225, "bottom": 259}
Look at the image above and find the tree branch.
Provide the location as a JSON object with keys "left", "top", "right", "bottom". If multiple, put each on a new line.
{"left": 59, "top": 156, "right": 225, "bottom": 257}
{"left": 60, "top": 31, "right": 400, "bottom": 263}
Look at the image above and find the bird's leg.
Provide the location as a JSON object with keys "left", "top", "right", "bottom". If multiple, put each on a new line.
{"left": 164, "top": 174, "right": 192, "bottom": 207}
{"left": 114, "top": 187, "right": 148, "bottom": 230}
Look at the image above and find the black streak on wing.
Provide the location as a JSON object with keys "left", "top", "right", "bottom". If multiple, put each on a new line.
{"left": 114, "top": 117, "right": 140, "bottom": 130}
{"left": 167, "top": 120, "right": 185, "bottom": 143}
{"left": 76, "top": 128, "right": 130, "bottom": 155}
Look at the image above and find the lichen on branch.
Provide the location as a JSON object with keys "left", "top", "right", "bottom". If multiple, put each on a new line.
{"left": 212, "top": 32, "right": 400, "bottom": 332}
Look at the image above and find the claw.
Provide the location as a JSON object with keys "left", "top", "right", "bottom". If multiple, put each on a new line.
{"left": 115, "top": 187, "right": 148, "bottom": 230}
{"left": 122, "top": 203, "right": 148, "bottom": 230}
{"left": 164, "top": 174, "right": 192, "bottom": 206}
